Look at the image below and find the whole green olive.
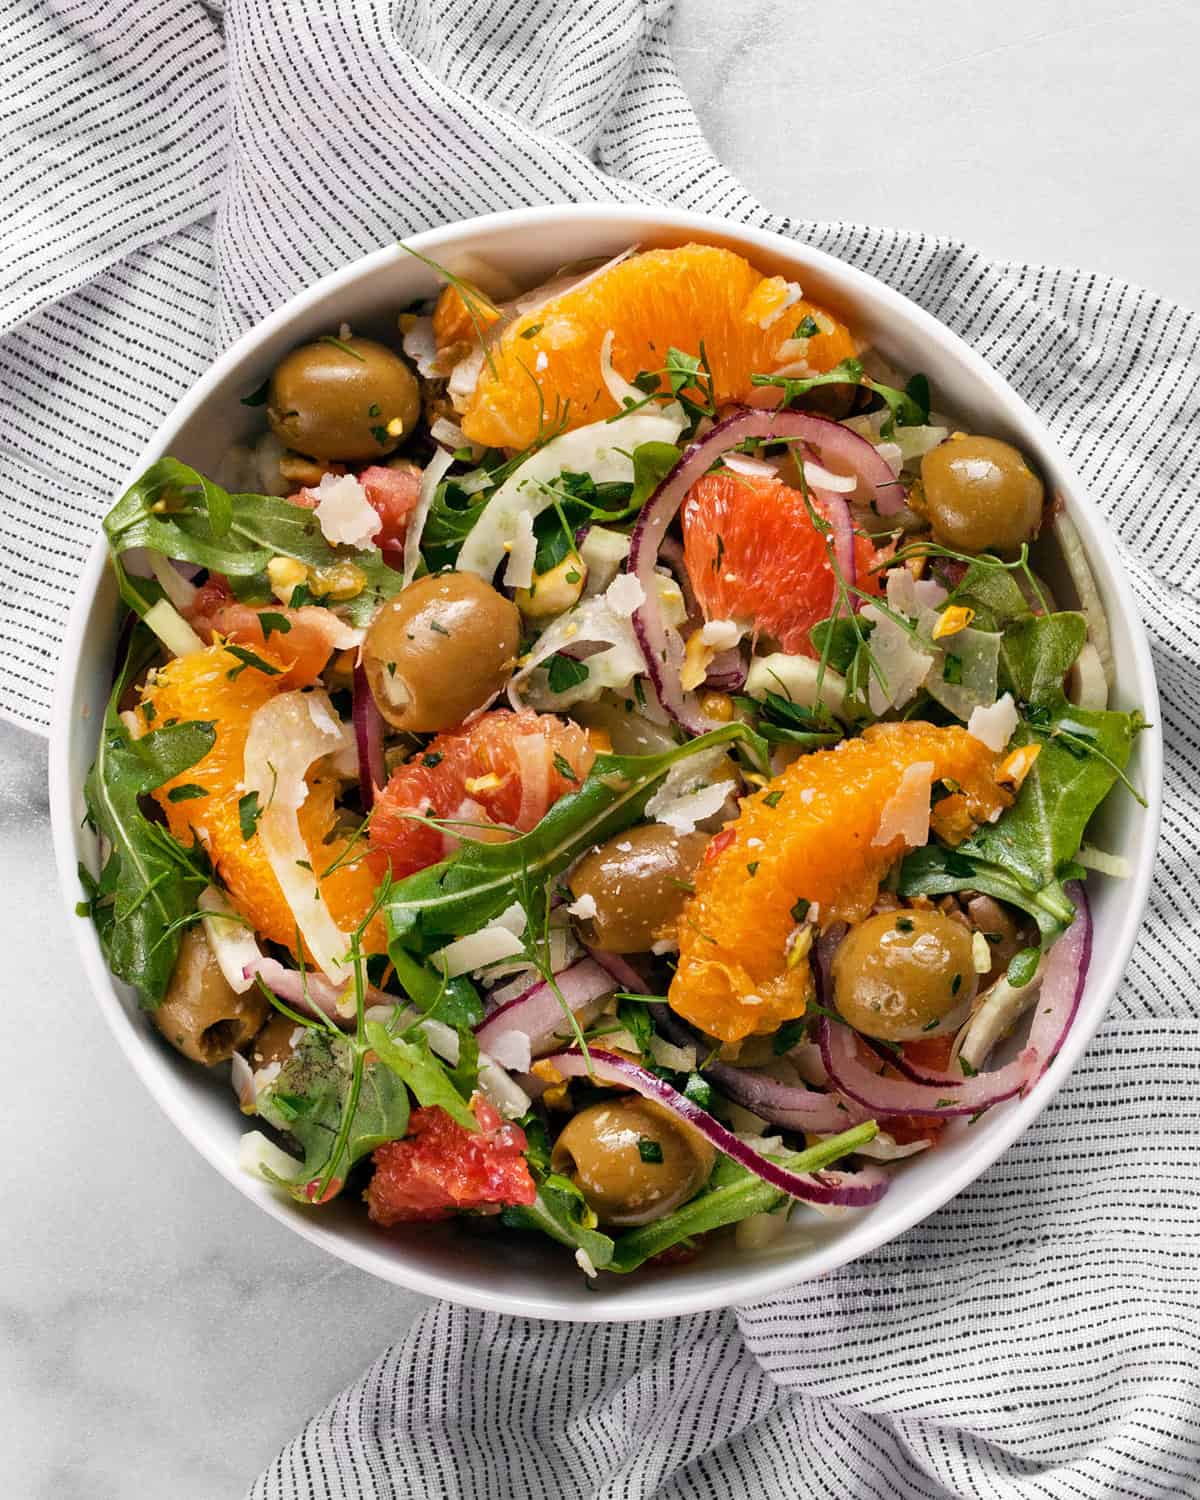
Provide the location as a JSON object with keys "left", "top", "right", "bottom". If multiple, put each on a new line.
{"left": 832, "top": 909, "right": 977, "bottom": 1042}
{"left": 919, "top": 435, "right": 1044, "bottom": 553}
{"left": 154, "top": 927, "right": 269, "bottom": 1066}
{"left": 247, "top": 1012, "right": 303, "bottom": 1072}
{"left": 363, "top": 572, "right": 520, "bottom": 732}
{"left": 267, "top": 336, "right": 420, "bottom": 462}
{"left": 550, "top": 1097, "right": 715, "bottom": 1226}
{"left": 568, "top": 824, "right": 710, "bottom": 953}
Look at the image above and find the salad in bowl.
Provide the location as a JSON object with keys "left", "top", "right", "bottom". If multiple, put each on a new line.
{"left": 76, "top": 236, "right": 1145, "bottom": 1282}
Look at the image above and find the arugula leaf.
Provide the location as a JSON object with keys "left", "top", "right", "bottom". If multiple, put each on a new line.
{"left": 742, "top": 690, "right": 843, "bottom": 750}
{"left": 962, "top": 700, "right": 1140, "bottom": 890}
{"left": 500, "top": 1118, "right": 614, "bottom": 1268}
{"left": 256, "top": 1029, "right": 410, "bottom": 1192}
{"left": 546, "top": 654, "right": 590, "bottom": 694}
{"left": 80, "top": 629, "right": 215, "bottom": 1007}
{"left": 809, "top": 615, "right": 873, "bottom": 675}
{"left": 388, "top": 946, "right": 482, "bottom": 1029}
{"left": 607, "top": 1122, "right": 878, "bottom": 1273}
{"left": 383, "top": 723, "right": 754, "bottom": 955}
{"left": 946, "top": 560, "right": 1032, "bottom": 629}
{"left": 365, "top": 1022, "right": 478, "bottom": 1130}
{"left": 102, "top": 458, "right": 404, "bottom": 625}
{"left": 898, "top": 844, "right": 1076, "bottom": 941}
{"left": 997, "top": 612, "right": 1086, "bottom": 707}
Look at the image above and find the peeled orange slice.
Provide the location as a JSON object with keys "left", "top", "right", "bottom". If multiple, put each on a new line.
{"left": 669, "top": 723, "right": 1009, "bottom": 1043}
{"left": 456, "top": 244, "right": 858, "bottom": 450}
{"left": 143, "top": 644, "right": 384, "bottom": 957}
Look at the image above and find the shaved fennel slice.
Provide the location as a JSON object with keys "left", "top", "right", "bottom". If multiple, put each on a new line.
{"left": 404, "top": 446, "right": 454, "bottom": 586}
{"left": 143, "top": 598, "right": 204, "bottom": 657}
{"left": 957, "top": 962, "right": 1045, "bottom": 1071}
{"left": 242, "top": 689, "right": 355, "bottom": 984}
{"left": 457, "top": 404, "right": 684, "bottom": 581}
{"left": 198, "top": 885, "right": 261, "bottom": 993}
{"left": 1053, "top": 508, "right": 1115, "bottom": 690}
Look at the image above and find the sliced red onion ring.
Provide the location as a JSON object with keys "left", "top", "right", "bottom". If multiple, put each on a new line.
{"left": 704, "top": 646, "right": 748, "bottom": 692}
{"left": 655, "top": 1007, "right": 869, "bottom": 1134}
{"left": 630, "top": 406, "right": 901, "bottom": 732}
{"left": 244, "top": 956, "right": 391, "bottom": 1025}
{"left": 352, "top": 661, "right": 386, "bottom": 810}
{"left": 818, "top": 883, "right": 1092, "bottom": 1117}
{"left": 812, "top": 490, "right": 856, "bottom": 605}
{"left": 542, "top": 1048, "right": 889, "bottom": 1206}
{"left": 475, "top": 958, "right": 614, "bottom": 1057}
{"left": 582, "top": 944, "right": 647, "bottom": 993}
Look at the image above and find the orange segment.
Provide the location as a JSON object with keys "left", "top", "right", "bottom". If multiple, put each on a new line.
{"left": 142, "top": 644, "right": 384, "bottom": 958}
{"left": 458, "top": 244, "right": 858, "bottom": 450}
{"left": 669, "top": 723, "right": 1008, "bottom": 1043}
{"left": 432, "top": 283, "right": 502, "bottom": 351}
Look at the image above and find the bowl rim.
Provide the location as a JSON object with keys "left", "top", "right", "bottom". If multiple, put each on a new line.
{"left": 49, "top": 203, "right": 1163, "bottom": 1321}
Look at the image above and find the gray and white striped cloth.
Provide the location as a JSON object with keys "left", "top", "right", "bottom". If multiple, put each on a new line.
{"left": 5, "top": 2, "right": 1198, "bottom": 1496}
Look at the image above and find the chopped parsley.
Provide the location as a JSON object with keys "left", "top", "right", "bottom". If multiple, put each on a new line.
{"left": 546, "top": 654, "right": 590, "bottom": 694}
{"left": 747, "top": 861, "right": 760, "bottom": 877}
{"left": 422, "top": 752, "right": 444, "bottom": 769}
{"left": 238, "top": 790, "right": 262, "bottom": 841}
{"left": 895, "top": 916, "right": 914, "bottom": 933}
{"left": 429, "top": 619, "right": 452, "bottom": 637}
{"left": 166, "top": 783, "right": 207, "bottom": 802}
{"left": 258, "top": 611, "right": 291, "bottom": 640}
{"left": 225, "top": 644, "right": 282, "bottom": 680}
{"left": 790, "top": 897, "right": 810, "bottom": 923}
{"left": 553, "top": 752, "right": 579, "bottom": 784}
{"left": 637, "top": 1138, "right": 664, "bottom": 1164}
{"left": 793, "top": 314, "right": 819, "bottom": 339}
{"left": 763, "top": 789, "right": 784, "bottom": 808}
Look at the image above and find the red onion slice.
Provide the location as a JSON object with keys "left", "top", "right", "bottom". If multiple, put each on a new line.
{"left": 629, "top": 405, "right": 900, "bottom": 732}
{"left": 818, "top": 883, "right": 1092, "bottom": 1117}
{"left": 542, "top": 1048, "right": 888, "bottom": 1207}
{"left": 582, "top": 944, "right": 647, "bottom": 993}
{"left": 352, "top": 661, "right": 387, "bottom": 811}
{"left": 245, "top": 956, "right": 365, "bottom": 1024}
{"left": 813, "top": 490, "right": 856, "bottom": 604}
{"left": 475, "top": 958, "right": 615, "bottom": 1057}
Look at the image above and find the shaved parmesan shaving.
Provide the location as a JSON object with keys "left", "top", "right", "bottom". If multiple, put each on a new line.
{"left": 700, "top": 618, "right": 742, "bottom": 649}
{"left": 400, "top": 314, "right": 438, "bottom": 377}
{"left": 972, "top": 930, "right": 993, "bottom": 973}
{"left": 746, "top": 652, "right": 847, "bottom": 717}
{"left": 967, "top": 692, "right": 1018, "bottom": 752}
{"left": 580, "top": 527, "right": 631, "bottom": 594}
{"left": 872, "top": 761, "right": 934, "bottom": 848}
{"left": 567, "top": 892, "right": 598, "bottom": 920}
{"left": 604, "top": 571, "right": 645, "bottom": 618}
{"left": 433, "top": 925, "right": 526, "bottom": 978}
{"left": 403, "top": 446, "right": 454, "bottom": 587}
{"left": 430, "top": 416, "right": 471, "bottom": 452}
{"left": 198, "top": 886, "right": 261, "bottom": 994}
{"left": 648, "top": 768, "right": 741, "bottom": 840}
{"left": 311, "top": 473, "right": 381, "bottom": 551}
{"left": 420, "top": 1018, "right": 530, "bottom": 1118}
{"left": 886, "top": 567, "right": 947, "bottom": 616}
{"left": 503, "top": 509, "right": 537, "bottom": 590}
{"left": 860, "top": 602, "right": 934, "bottom": 715}
{"left": 242, "top": 689, "right": 354, "bottom": 983}
{"left": 649, "top": 1035, "right": 697, "bottom": 1072}
{"left": 487, "top": 1029, "right": 533, "bottom": 1074}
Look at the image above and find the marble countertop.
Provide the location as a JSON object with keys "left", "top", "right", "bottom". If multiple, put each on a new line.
{"left": 4, "top": 4, "right": 1196, "bottom": 1495}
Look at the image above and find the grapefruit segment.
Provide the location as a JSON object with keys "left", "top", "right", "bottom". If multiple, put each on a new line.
{"left": 669, "top": 722, "right": 1009, "bottom": 1043}
{"left": 682, "top": 472, "right": 883, "bottom": 654}
{"left": 369, "top": 710, "right": 596, "bottom": 880}
{"left": 457, "top": 244, "right": 858, "bottom": 450}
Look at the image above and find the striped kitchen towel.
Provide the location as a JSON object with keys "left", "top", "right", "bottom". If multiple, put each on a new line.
{"left": 5, "top": 2, "right": 1199, "bottom": 1496}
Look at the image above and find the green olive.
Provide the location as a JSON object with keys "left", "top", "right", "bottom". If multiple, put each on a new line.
{"left": 363, "top": 572, "right": 520, "bottom": 732}
{"left": 832, "top": 910, "right": 977, "bottom": 1042}
{"left": 267, "top": 336, "right": 420, "bottom": 461}
{"left": 550, "top": 1097, "right": 715, "bottom": 1226}
{"left": 568, "top": 824, "right": 709, "bottom": 953}
{"left": 246, "top": 1013, "right": 303, "bottom": 1071}
{"left": 919, "top": 435, "right": 1044, "bottom": 553}
{"left": 154, "top": 927, "right": 269, "bottom": 1066}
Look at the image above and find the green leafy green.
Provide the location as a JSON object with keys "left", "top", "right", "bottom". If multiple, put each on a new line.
{"left": 737, "top": 690, "right": 843, "bottom": 751}
{"left": 384, "top": 723, "right": 755, "bottom": 956}
{"left": 898, "top": 844, "right": 1076, "bottom": 941}
{"left": 997, "top": 612, "right": 1087, "bottom": 707}
{"left": 102, "top": 458, "right": 404, "bottom": 625}
{"left": 630, "top": 440, "right": 682, "bottom": 505}
{"left": 808, "top": 615, "right": 871, "bottom": 676}
{"left": 256, "top": 1029, "right": 411, "bottom": 1191}
{"left": 545, "top": 654, "right": 590, "bottom": 695}
{"left": 607, "top": 1122, "right": 879, "bottom": 1273}
{"left": 962, "top": 700, "right": 1142, "bottom": 890}
{"left": 750, "top": 357, "right": 929, "bottom": 434}
{"left": 388, "top": 946, "right": 482, "bottom": 1029}
{"left": 500, "top": 1116, "right": 615, "bottom": 1269}
{"left": 365, "top": 1022, "right": 478, "bottom": 1130}
{"left": 946, "top": 559, "right": 1033, "bottom": 629}
{"left": 80, "top": 629, "right": 215, "bottom": 1007}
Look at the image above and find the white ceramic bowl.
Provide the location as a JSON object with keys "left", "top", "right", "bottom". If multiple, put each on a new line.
{"left": 50, "top": 206, "right": 1162, "bottom": 1321}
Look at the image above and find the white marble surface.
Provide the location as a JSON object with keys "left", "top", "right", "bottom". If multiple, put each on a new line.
{"left": 3, "top": 4, "right": 1197, "bottom": 1496}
